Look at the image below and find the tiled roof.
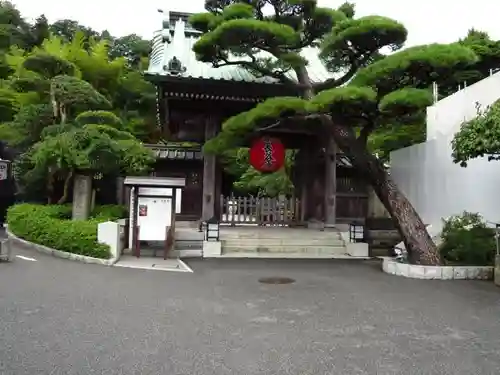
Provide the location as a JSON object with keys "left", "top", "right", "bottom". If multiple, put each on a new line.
{"left": 146, "top": 11, "right": 337, "bottom": 84}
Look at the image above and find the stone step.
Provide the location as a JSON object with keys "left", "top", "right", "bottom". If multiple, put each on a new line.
{"left": 176, "top": 221, "right": 200, "bottom": 229}
{"left": 175, "top": 230, "right": 204, "bottom": 241}
{"left": 222, "top": 244, "right": 346, "bottom": 254}
{"left": 170, "top": 248, "right": 203, "bottom": 258}
{"left": 221, "top": 238, "right": 344, "bottom": 246}
{"left": 220, "top": 231, "right": 343, "bottom": 240}
{"left": 175, "top": 240, "right": 203, "bottom": 250}
{"left": 219, "top": 252, "right": 353, "bottom": 259}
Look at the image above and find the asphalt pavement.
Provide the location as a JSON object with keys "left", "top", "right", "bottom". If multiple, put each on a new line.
{"left": 1, "top": 241, "right": 500, "bottom": 374}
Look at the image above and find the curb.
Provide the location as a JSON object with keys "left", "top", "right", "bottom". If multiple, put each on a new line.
{"left": 381, "top": 256, "right": 494, "bottom": 280}
{"left": 6, "top": 228, "right": 119, "bottom": 266}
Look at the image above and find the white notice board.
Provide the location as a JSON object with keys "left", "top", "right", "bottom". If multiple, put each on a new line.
{"left": 137, "top": 187, "right": 182, "bottom": 213}
{"left": 136, "top": 196, "right": 172, "bottom": 241}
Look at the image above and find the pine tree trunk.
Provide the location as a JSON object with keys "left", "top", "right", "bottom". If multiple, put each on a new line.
{"left": 323, "top": 116, "right": 440, "bottom": 265}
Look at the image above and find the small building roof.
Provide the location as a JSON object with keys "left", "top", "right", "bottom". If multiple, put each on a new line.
{"left": 146, "top": 11, "right": 337, "bottom": 85}
{"left": 124, "top": 176, "right": 186, "bottom": 188}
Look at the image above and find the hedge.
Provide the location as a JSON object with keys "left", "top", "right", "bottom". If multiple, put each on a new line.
{"left": 6, "top": 204, "right": 128, "bottom": 259}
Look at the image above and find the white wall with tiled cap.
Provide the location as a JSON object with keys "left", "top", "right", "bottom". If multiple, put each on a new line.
{"left": 381, "top": 257, "right": 493, "bottom": 280}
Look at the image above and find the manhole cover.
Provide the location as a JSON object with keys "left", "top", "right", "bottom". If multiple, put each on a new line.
{"left": 258, "top": 277, "right": 295, "bottom": 284}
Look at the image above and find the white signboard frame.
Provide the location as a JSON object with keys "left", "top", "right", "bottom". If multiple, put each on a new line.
{"left": 129, "top": 187, "right": 180, "bottom": 244}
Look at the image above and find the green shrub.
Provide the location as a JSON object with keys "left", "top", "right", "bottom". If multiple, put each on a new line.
{"left": 91, "top": 204, "right": 128, "bottom": 221}
{"left": 439, "top": 212, "right": 495, "bottom": 266}
{"left": 75, "top": 110, "right": 122, "bottom": 129}
{"left": 7, "top": 204, "right": 112, "bottom": 259}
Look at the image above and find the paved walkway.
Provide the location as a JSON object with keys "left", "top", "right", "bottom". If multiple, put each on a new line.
{"left": 1, "top": 241, "right": 500, "bottom": 374}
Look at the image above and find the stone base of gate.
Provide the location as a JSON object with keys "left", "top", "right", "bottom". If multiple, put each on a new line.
{"left": 203, "top": 241, "right": 222, "bottom": 257}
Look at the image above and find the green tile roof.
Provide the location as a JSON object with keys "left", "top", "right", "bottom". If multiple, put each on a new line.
{"left": 146, "top": 11, "right": 337, "bottom": 84}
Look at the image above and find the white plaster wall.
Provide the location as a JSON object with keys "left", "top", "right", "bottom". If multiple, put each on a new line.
{"left": 391, "top": 133, "right": 500, "bottom": 231}
{"left": 427, "top": 71, "right": 500, "bottom": 140}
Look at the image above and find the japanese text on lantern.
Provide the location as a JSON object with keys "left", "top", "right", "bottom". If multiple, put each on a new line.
{"left": 249, "top": 137, "right": 285, "bottom": 173}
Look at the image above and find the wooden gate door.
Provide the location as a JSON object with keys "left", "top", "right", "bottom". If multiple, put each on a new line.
{"left": 180, "top": 170, "right": 203, "bottom": 220}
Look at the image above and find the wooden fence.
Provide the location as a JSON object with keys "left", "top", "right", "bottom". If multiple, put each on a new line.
{"left": 220, "top": 195, "right": 301, "bottom": 226}
{"left": 336, "top": 177, "right": 368, "bottom": 221}
{"left": 220, "top": 191, "right": 368, "bottom": 226}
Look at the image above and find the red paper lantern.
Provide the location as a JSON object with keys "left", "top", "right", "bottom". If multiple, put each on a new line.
{"left": 249, "top": 137, "right": 285, "bottom": 173}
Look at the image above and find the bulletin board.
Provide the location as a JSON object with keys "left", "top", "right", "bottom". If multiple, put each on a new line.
{"left": 136, "top": 196, "right": 172, "bottom": 241}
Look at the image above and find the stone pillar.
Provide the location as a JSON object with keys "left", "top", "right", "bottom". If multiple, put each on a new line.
{"left": 202, "top": 119, "right": 217, "bottom": 221}
{"left": 72, "top": 174, "right": 92, "bottom": 220}
{"left": 324, "top": 137, "right": 337, "bottom": 227}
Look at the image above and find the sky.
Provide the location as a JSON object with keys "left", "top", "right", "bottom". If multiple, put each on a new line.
{"left": 9, "top": 0, "right": 500, "bottom": 46}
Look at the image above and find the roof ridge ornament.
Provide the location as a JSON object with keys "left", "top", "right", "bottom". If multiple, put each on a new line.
{"left": 158, "top": 9, "right": 170, "bottom": 29}
{"left": 164, "top": 56, "right": 186, "bottom": 75}
{"left": 158, "top": 9, "right": 172, "bottom": 43}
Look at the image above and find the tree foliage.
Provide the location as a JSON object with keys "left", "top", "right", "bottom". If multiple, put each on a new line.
{"left": 0, "top": 2, "right": 157, "bottom": 207}
{"left": 451, "top": 100, "right": 500, "bottom": 167}
{"left": 75, "top": 110, "right": 122, "bottom": 128}
{"left": 368, "top": 28, "right": 500, "bottom": 160}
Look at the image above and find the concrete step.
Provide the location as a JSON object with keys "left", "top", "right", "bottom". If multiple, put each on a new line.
{"left": 175, "top": 230, "right": 204, "bottom": 241}
{"left": 176, "top": 221, "right": 200, "bottom": 229}
{"left": 221, "top": 238, "right": 344, "bottom": 247}
{"left": 222, "top": 244, "right": 346, "bottom": 254}
{"left": 170, "top": 248, "right": 203, "bottom": 258}
{"left": 175, "top": 240, "right": 203, "bottom": 250}
{"left": 219, "top": 252, "right": 353, "bottom": 259}
{"left": 220, "top": 230, "right": 342, "bottom": 240}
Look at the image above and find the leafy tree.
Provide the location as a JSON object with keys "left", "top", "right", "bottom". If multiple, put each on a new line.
{"left": 28, "top": 15, "right": 50, "bottom": 49}
{"left": 0, "top": 1, "right": 32, "bottom": 50}
{"left": 436, "top": 29, "right": 500, "bottom": 99}
{"left": 75, "top": 110, "right": 122, "bottom": 128}
{"left": 451, "top": 100, "right": 500, "bottom": 166}
{"left": 0, "top": 104, "right": 54, "bottom": 149}
{"left": 50, "top": 74, "right": 111, "bottom": 123}
{"left": 23, "top": 53, "right": 77, "bottom": 78}
{"left": 0, "top": 87, "right": 19, "bottom": 122}
{"left": 28, "top": 124, "right": 154, "bottom": 204}
{"left": 21, "top": 32, "right": 127, "bottom": 98}
{"left": 365, "top": 29, "right": 500, "bottom": 161}
{"left": 9, "top": 52, "right": 137, "bottom": 209}
{"left": 114, "top": 70, "right": 156, "bottom": 114}
{"left": 108, "top": 34, "right": 151, "bottom": 68}
{"left": 49, "top": 19, "right": 99, "bottom": 44}
{"left": 113, "top": 70, "right": 157, "bottom": 141}
{"left": 0, "top": 3, "right": 157, "bottom": 210}
{"left": 368, "top": 121, "right": 425, "bottom": 161}
{"left": 192, "top": 0, "right": 479, "bottom": 265}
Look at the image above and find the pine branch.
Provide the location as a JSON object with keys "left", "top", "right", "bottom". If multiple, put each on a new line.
{"left": 315, "top": 54, "right": 374, "bottom": 91}
{"left": 357, "top": 121, "right": 376, "bottom": 144}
